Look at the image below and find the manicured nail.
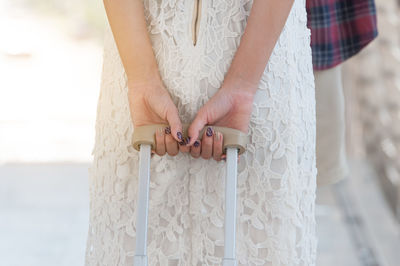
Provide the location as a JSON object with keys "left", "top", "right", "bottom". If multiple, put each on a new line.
{"left": 177, "top": 131, "right": 183, "bottom": 140}
{"left": 178, "top": 140, "right": 185, "bottom": 146}
{"left": 206, "top": 127, "right": 213, "bottom": 137}
{"left": 194, "top": 140, "right": 200, "bottom": 147}
{"left": 165, "top": 127, "right": 171, "bottom": 134}
{"left": 185, "top": 136, "right": 191, "bottom": 145}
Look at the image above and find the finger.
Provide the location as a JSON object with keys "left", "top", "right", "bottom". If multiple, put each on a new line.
{"left": 165, "top": 104, "right": 183, "bottom": 143}
{"left": 212, "top": 131, "right": 223, "bottom": 161}
{"left": 165, "top": 126, "right": 179, "bottom": 156}
{"left": 155, "top": 127, "right": 166, "bottom": 156}
{"left": 190, "top": 140, "right": 201, "bottom": 158}
{"left": 201, "top": 126, "right": 213, "bottom": 159}
{"left": 178, "top": 136, "right": 190, "bottom": 153}
{"left": 186, "top": 108, "right": 208, "bottom": 147}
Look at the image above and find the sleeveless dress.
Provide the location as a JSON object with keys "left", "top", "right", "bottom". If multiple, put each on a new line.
{"left": 85, "top": 0, "right": 317, "bottom": 265}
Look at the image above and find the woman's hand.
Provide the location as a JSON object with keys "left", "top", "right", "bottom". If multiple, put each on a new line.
{"left": 128, "top": 79, "right": 190, "bottom": 157}
{"left": 186, "top": 76, "right": 256, "bottom": 161}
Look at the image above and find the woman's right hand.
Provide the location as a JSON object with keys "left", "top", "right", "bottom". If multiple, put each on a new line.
{"left": 128, "top": 79, "right": 190, "bottom": 156}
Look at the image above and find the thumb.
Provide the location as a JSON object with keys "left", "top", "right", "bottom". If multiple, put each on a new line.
{"left": 186, "top": 108, "right": 208, "bottom": 147}
{"left": 165, "top": 103, "right": 183, "bottom": 142}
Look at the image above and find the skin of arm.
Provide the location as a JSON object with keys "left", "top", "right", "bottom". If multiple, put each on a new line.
{"left": 103, "top": 0, "right": 161, "bottom": 85}
{"left": 222, "top": 0, "right": 295, "bottom": 97}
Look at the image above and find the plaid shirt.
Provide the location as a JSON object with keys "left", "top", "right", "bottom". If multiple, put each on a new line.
{"left": 306, "top": 0, "right": 378, "bottom": 70}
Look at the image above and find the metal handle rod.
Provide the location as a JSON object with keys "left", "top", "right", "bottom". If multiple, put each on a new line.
{"left": 133, "top": 144, "right": 151, "bottom": 266}
{"left": 223, "top": 147, "right": 238, "bottom": 266}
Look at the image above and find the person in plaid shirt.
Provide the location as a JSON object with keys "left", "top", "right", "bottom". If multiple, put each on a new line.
{"left": 306, "top": 0, "right": 378, "bottom": 186}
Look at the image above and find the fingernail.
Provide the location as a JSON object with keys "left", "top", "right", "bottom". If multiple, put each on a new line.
{"left": 178, "top": 140, "right": 185, "bottom": 146}
{"left": 194, "top": 140, "right": 200, "bottom": 147}
{"left": 165, "top": 127, "right": 171, "bottom": 134}
{"left": 185, "top": 136, "right": 191, "bottom": 145}
{"left": 206, "top": 127, "right": 213, "bottom": 137}
{"left": 177, "top": 131, "right": 183, "bottom": 140}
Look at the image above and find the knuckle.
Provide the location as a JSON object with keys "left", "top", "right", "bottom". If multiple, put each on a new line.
{"left": 179, "top": 146, "right": 189, "bottom": 153}
{"left": 167, "top": 149, "right": 177, "bottom": 156}
{"left": 201, "top": 153, "right": 210, "bottom": 160}
{"left": 158, "top": 149, "right": 166, "bottom": 156}
{"left": 191, "top": 152, "right": 200, "bottom": 159}
{"left": 213, "top": 154, "right": 221, "bottom": 161}
{"left": 203, "top": 138, "right": 212, "bottom": 145}
{"left": 165, "top": 136, "right": 174, "bottom": 144}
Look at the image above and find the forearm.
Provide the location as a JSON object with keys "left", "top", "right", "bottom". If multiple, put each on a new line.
{"left": 224, "top": 0, "right": 295, "bottom": 95}
{"left": 103, "top": 0, "right": 161, "bottom": 85}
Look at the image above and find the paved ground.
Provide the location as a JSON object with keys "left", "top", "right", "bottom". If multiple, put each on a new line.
{"left": 0, "top": 163, "right": 90, "bottom": 266}
{"left": 316, "top": 159, "right": 400, "bottom": 266}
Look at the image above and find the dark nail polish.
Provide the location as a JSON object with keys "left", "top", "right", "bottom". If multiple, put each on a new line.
{"left": 178, "top": 140, "right": 185, "bottom": 146}
{"left": 177, "top": 131, "right": 183, "bottom": 140}
{"left": 194, "top": 140, "right": 200, "bottom": 147}
{"left": 206, "top": 127, "right": 213, "bottom": 137}
{"left": 185, "top": 136, "right": 191, "bottom": 145}
{"left": 165, "top": 127, "right": 171, "bottom": 134}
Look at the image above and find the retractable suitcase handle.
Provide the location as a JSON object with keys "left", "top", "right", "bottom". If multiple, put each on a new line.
{"left": 132, "top": 123, "right": 249, "bottom": 155}
{"left": 132, "top": 124, "right": 249, "bottom": 266}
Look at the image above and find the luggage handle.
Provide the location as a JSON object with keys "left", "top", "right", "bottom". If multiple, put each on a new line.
{"left": 132, "top": 123, "right": 249, "bottom": 266}
{"left": 132, "top": 123, "right": 249, "bottom": 155}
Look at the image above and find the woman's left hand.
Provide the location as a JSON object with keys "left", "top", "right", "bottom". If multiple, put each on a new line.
{"left": 185, "top": 76, "right": 257, "bottom": 161}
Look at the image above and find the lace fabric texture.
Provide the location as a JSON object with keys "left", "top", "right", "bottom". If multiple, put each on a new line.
{"left": 85, "top": 0, "right": 317, "bottom": 265}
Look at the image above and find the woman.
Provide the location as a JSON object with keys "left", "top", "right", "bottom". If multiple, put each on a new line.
{"left": 85, "top": 0, "right": 317, "bottom": 265}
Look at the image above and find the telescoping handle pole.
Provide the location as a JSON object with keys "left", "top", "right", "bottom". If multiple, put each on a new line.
{"left": 132, "top": 142, "right": 151, "bottom": 266}
{"left": 131, "top": 124, "right": 249, "bottom": 266}
{"left": 222, "top": 145, "right": 239, "bottom": 266}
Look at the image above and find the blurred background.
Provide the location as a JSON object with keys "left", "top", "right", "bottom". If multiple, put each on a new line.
{"left": 0, "top": 0, "right": 399, "bottom": 265}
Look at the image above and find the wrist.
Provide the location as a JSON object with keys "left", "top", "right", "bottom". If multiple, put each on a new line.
{"left": 222, "top": 68, "right": 258, "bottom": 96}
{"left": 127, "top": 74, "right": 164, "bottom": 92}
{"left": 221, "top": 73, "right": 257, "bottom": 104}
{"left": 220, "top": 85, "right": 255, "bottom": 111}
{"left": 126, "top": 63, "right": 163, "bottom": 87}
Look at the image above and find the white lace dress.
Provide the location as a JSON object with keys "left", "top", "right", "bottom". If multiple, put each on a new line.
{"left": 85, "top": 0, "right": 317, "bottom": 265}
